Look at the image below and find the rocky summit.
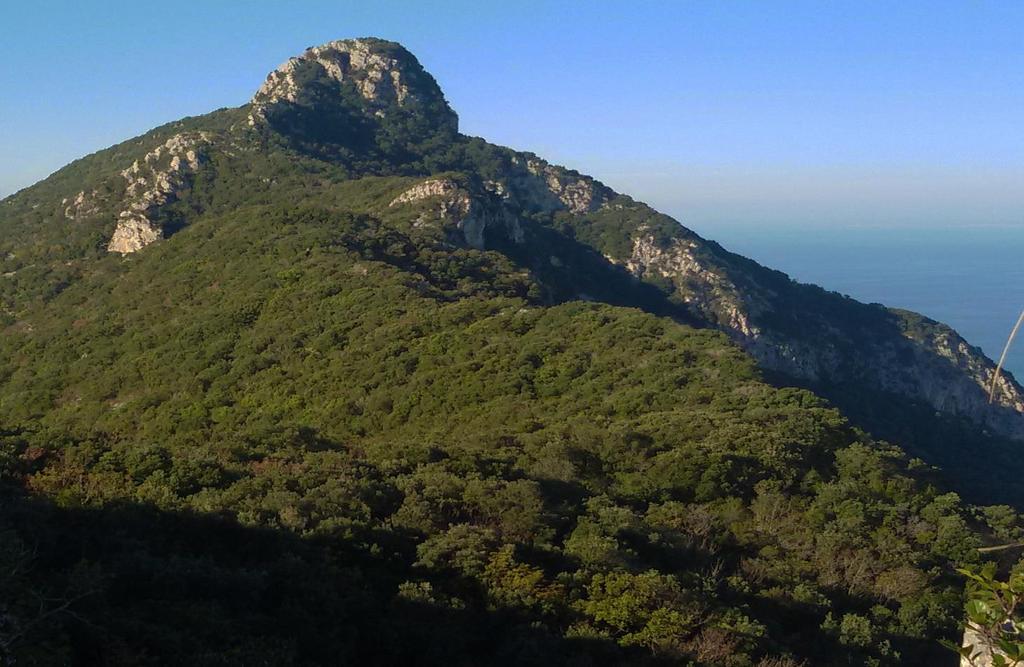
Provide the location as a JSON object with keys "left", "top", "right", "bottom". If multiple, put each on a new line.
{"left": 246, "top": 37, "right": 459, "bottom": 164}
{"left": 0, "top": 37, "right": 1020, "bottom": 665}
{"left": 250, "top": 38, "right": 459, "bottom": 133}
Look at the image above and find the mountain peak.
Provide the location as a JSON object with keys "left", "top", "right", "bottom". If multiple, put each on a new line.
{"left": 248, "top": 38, "right": 458, "bottom": 145}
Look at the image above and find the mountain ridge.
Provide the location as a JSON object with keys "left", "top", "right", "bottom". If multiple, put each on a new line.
{"left": 8, "top": 38, "right": 1018, "bottom": 446}
{"left": 2, "top": 36, "right": 1020, "bottom": 665}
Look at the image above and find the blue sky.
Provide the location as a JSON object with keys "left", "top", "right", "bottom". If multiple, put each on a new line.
{"left": 2, "top": 1, "right": 1022, "bottom": 232}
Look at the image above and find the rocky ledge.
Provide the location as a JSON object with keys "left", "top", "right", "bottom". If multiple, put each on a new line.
{"left": 249, "top": 37, "right": 458, "bottom": 133}
{"left": 106, "top": 132, "right": 212, "bottom": 254}
{"left": 389, "top": 178, "right": 523, "bottom": 249}
{"left": 608, "top": 221, "right": 1024, "bottom": 437}
{"left": 501, "top": 154, "right": 612, "bottom": 215}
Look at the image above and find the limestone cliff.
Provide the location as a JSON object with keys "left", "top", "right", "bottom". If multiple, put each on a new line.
{"left": 598, "top": 213, "right": 1024, "bottom": 438}
{"left": 250, "top": 38, "right": 457, "bottom": 134}
{"left": 247, "top": 37, "right": 457, "bottom": 158}
{"left": 107, "top": 132, "right": 212, "bottom": 254}
{"left": 388, "top": 177, "right": 524, "bottom": 249}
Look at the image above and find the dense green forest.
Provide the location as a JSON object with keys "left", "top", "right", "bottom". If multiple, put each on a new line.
{"left": 1, "top": 198, "right": 1015, "bottom": 665}
{"left": 2, "top": 37, "right": 1023, "bottom": 665}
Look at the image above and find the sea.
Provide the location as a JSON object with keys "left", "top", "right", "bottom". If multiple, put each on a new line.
{"left": 690, "top": 224, "right": 1024, "bottom": 380}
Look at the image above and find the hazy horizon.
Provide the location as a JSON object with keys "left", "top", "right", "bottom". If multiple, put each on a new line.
{"left": 3, "top": 1, "right": 1023, "bottom": 231}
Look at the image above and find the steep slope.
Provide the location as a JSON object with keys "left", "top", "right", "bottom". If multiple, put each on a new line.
{"left": 0, "top": 193, "right": 983, "bottom": 666}
{"left": 0, "top": 37, "right": 1019, "bottom": 665}
{"left": 2, "top": 38, "right": 1022, "bottom": 502}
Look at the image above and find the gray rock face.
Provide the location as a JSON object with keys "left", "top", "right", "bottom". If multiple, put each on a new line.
{"left": 606, "top": 218, "right": 1024, "bottom": 437}
{"left": 623, "top": 233, "right": 764, "bottom": 339}
{"left": 63, "top": 190, "right": 101, "bottom": 220}
{"left": 248, "top": 38, "right": 458, "bottom": 133}
{"left": 961, "top": 624, "right": 989, "bottom": 666}
{"left": 389, "top": 178, "right": 466, "bottom": 208}
{"left": 389, "top": 178, "right": 524, "bottom": 250}
{"left": 512, "top": 156, "right": 611, "bottom": 214}
{"left": 480, "top": 154, "right": 613, "bottom": 216}
{"left": 106, "top": 216, "right": 163, "bottom": 254}
{"left": 107, "top": 132, "right": 211, "bottom": 254}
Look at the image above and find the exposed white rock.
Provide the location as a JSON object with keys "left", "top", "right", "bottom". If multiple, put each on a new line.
{"left": 484, "top": 180, "right": 508, "bottom": 199}
{"left": 249, "top": 38, "right": 456, "bottom": 131}
{"left": 309, "top": 39, "right": 413, "bottom": 107}
{"left": 63, "top": 190, "right": 101, "bottom": 220}
{"left": 389, "top": 178, "right": 523, "bottom": 250}
{"left": 493, "top": 155, "right": 611, "bottom": 215}
{"left": 107, "top": 215, "right": 163, "bottom": 254}
{"left": 458, "top": 206, "right": 525, "bottom": 250}
{"left": 106, "top": 132, "right": 212, "bottom": 254}
{"left": 527, "top": 158, "right": 607, "bottom": 214}
{"left": 254, "top": 57, "right": 304, "bottom": 108}
{"left": 389, "top": 178, "right": 464, "bottom": 207}
{"left": 606, "top": 220, "right": 1024, "bottom": 435}
{"left": 960, "top": 621, "right": 1015, "bottom": 666}
{"left": 621, "top": 232, "right": 764, "bottom": 340}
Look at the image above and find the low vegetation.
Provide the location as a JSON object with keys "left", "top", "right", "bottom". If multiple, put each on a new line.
{"left": 0, "top": 201, "right": 1012, "bottom": 665}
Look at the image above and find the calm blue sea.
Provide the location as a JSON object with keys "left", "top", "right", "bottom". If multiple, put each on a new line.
{"left": 693, "top": 225, "right": 1024, "bottom": 380}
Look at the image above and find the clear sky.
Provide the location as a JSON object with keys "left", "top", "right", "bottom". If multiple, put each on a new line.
{"left": 3, "top": 1, "right": 1023, "bottom": 232}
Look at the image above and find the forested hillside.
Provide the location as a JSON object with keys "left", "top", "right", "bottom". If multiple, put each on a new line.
{"left": 0, "top": 199, "right": 996, "bottom": 665}
{"left": 1, "top": 37, "right": 1022, "bottom": 666}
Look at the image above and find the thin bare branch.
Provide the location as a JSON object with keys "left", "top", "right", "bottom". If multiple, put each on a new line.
{"left": 989, "top": 308, "right": 1024, "bottom": 403}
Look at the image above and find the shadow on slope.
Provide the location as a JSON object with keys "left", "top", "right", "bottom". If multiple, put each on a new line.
{"left": 0, "top": 486, "right": 619, "bottom": 667}
{"left": 788, "top": 375, "right": 1024, "bottom": 508}
{"left": 665, "top": 240, "right": 1024, "bottom": 508}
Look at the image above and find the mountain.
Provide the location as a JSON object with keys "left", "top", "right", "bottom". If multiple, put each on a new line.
{"left": 0, "top": 37, "right": 1018, "bottom": 666}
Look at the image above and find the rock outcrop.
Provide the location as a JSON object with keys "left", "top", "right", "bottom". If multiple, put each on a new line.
{"left": 389, "top": 178, "right": 524, "bottom": 249}
{"left": 62, "top": 190, "right": 101, "bottom": 220}
{"left": 107, "top": 132, "right": 211, "bottom": 254}
{"left": 248, "top": 37, "right": 458, "bottom": 136}
{"left": 608, "top": 219, "right": 1024, "bottom": 437}
{"left": 513, "top": 156, "right": 611, "bottom": 214}
{"left": 389, "top": 178, "right": 466, "bottom": 208}
{"left": 623, "top": 231, "right": 765, "bottom": 339}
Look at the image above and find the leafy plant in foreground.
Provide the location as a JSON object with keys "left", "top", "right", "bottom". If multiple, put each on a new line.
{"left": 945, "top": 563, "right": 1024, "bottom": 666}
